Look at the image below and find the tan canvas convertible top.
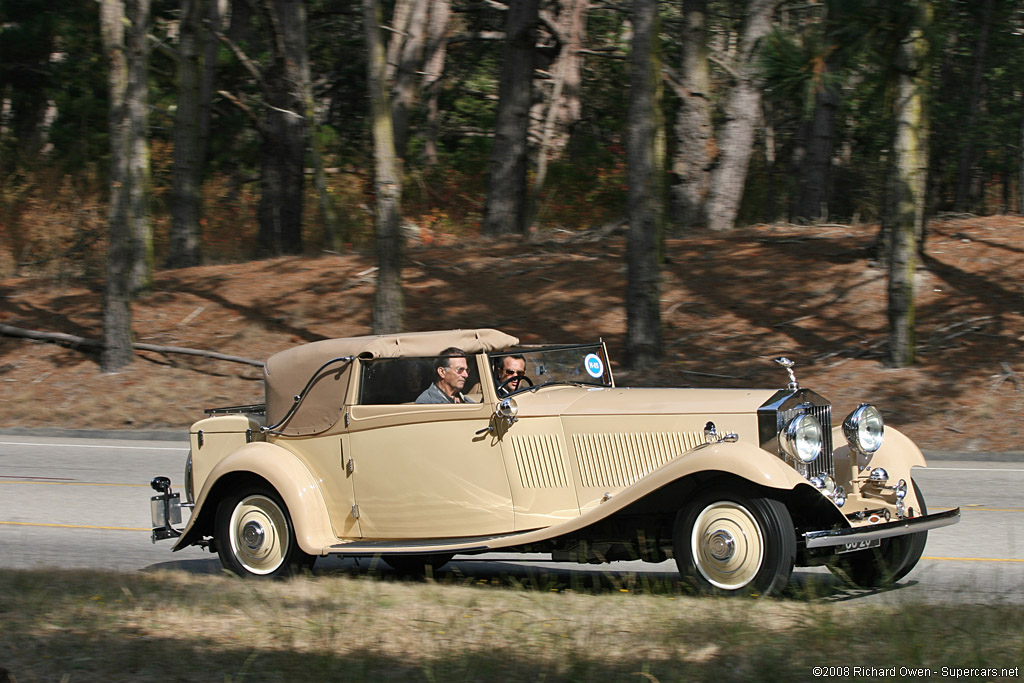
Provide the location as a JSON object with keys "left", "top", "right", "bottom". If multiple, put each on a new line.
{"left": 263, "top": 329, "right": 519, "bottom": 435}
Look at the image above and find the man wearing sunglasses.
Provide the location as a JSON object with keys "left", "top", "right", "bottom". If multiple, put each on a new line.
{"left": 495, "top": 354, "right": 527, "bottom": 396}
{"left": 416, "top": 347, "right": 475, "bottom": 404}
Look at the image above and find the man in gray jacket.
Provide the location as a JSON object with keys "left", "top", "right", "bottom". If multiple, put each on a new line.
{"left": 416, "top": 347, "right": 474, "bottom": 404}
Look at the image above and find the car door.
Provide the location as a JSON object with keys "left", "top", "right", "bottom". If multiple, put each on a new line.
{"left": 346, "top": 355, "right": 514, "bottom": 539}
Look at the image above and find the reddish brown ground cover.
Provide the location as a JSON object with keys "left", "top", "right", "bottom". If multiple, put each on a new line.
{"left": 2, "top": 216, "right": 1022, "bottom": 453}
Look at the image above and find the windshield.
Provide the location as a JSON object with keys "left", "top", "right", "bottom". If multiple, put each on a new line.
{"left": 489, "top": 343, "right": 614, "bottom": 395}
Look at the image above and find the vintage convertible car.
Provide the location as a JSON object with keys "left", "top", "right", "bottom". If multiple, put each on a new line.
{"left": 150, "top": 328, "right": 960, "bottom": 595}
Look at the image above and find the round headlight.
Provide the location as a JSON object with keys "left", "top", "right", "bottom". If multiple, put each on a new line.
{"left": 780, "top": 414, "right": 823, "bottom": 464}
{"left": 843, "top": 404, "right": 885, "bottom": 455}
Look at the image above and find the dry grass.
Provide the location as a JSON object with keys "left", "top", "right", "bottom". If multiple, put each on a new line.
{"left": 1, "top": 568, "right": 1022, "bottom": 682}
{"left": 2, "top": 217, "right": 1024, "bottom": 452}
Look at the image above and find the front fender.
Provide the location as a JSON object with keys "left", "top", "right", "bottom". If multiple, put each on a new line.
{"left": 172, "top": 442, "right": 336, "bottom": 555}
{"left": 659, "top": 440, "right": 812, "bottom": 491}
{"left": 505, "top": 441, "right": 813, "bottom": 546}
{"left": 832, "top": 425, "right": 927, "bottom": 512}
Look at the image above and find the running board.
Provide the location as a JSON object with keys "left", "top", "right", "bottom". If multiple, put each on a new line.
{"left": 327, "top": 531, "right": 533, "bottom": 556}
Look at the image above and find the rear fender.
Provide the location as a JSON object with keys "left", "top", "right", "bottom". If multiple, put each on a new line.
{"left": 172, "top": 442, "right": 335, "bottom": 555}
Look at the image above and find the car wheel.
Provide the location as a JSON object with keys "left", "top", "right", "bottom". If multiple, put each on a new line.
{"left": 830, "top": 479, "right": 928, "bottom": 588}
{"left": 216, "top": 486, "right": 315, "bottom": 578}
{"left": 383, "top": 553, "right": 454, "bottom": 576}
{"left": 673, "top": 486, "right": 796, "bottom": 596}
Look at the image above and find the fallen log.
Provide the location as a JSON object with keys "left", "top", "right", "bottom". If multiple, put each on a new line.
{"left": 0, "top": 324, "right": 264, "bottom": 367}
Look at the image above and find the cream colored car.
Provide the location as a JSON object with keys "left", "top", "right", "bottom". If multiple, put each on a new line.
{"left": 150, "top": 328, "right": 959, "bottom": 595}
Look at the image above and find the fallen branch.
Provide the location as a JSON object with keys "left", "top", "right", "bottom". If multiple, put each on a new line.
{"left": 0, "top": 324, "right": 264, "bottom": 367}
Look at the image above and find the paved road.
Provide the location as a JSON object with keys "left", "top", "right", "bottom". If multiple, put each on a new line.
{"left": 0, "top": 434, "right": 1021, "bottom": 603}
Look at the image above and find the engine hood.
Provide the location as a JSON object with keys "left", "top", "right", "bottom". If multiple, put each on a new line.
{"left": 510, "top": 385, "right": 784, "bottom": 418}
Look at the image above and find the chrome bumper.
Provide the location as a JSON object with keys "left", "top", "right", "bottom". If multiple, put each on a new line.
{"left": 804, "top": 508, "right": 961, "bottom": 550}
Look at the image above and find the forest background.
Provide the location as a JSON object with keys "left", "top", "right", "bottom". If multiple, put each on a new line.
{"left": 1, "top": 0, "right": 1023, "bottom": 451}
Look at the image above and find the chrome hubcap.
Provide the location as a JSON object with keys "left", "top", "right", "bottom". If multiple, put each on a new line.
{"left": 707, "top": 530, "right": 736, "bottom": 561}
{"left": 242, "top": 521, "right": 265, "bottom": 551}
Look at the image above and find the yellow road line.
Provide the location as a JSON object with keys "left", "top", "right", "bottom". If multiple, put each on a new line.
{"left": 0, "top": 520, "right": 149, "bottom": 531}
{"left": 931, "top": 506, "right": 1024, "bottom": 512}
{"left": 922, "top": 556, "right": 1024, "bottom": 563}
{"left": 0, "top": 480, "right": 151, "bottom": 487}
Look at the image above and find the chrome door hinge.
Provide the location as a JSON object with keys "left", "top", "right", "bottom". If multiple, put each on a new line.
{"left": 346, "top": 458, "right": 354, "bottom": 475}
{"left": 351, "top": 504, "right": 360, "bottom": 519}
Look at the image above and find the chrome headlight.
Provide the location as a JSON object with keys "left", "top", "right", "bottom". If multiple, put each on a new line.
{"left": 843, "top": 404, "right": 885, "bottom": 455}
{"left": 780, "top": 414, "right": 823, "bottom": 463}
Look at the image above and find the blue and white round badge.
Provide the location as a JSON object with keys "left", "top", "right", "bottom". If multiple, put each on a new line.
{"left": 584, "top": 353, "right": 605, "bottom": 379}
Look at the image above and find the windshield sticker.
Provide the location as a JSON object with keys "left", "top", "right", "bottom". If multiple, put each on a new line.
{"left": 584, "top": 353, "right": 604, "bottom": 379}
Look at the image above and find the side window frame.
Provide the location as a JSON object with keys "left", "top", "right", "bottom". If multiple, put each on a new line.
{"left": 357, "top": 355, "right": 483, "bottom": 406}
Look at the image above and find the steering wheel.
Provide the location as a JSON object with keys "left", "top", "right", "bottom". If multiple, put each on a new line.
{"left": 496, "top": 374, "right": 533, "bottom": 395}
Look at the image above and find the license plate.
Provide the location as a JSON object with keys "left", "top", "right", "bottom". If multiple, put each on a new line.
{"left": 836, "top": 538, "right": 881, "bottom": 554}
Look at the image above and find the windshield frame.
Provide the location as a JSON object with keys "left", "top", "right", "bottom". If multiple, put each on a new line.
{"left": 488, "top": 342, "right": 615, "bottom": 397}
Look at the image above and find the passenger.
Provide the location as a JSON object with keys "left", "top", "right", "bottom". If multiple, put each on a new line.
{"left": 495, "top": 354, "right": 527, "bottom": 395}
{"left": 415, "top": 347, "right": 474, "bottom": 404}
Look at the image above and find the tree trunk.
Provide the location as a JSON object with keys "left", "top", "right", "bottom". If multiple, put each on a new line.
{"left": 365, "top": 0, "right": 405, "bottom": 334}
{"left": 200, "top": 0, "right": 224, "bottom": 147}
{"left": 529, "top": 0, "right": 589, "bottom": 227}
{"left": 168, "top": 0, "right": 204, "bottom": 269}
{"left": 482, "top": 0, "right": 540, "bottom": 236}
{"left": 670, "top": 0, "right": 713, "bottom": 228}
{"left": 1019, "top": 91, "right": 1024, "bottom": 214}
{"left": 953, "top": 0, "right": 993, "bottom": 213}
{"left": 256, "top": 0, "right": 309, "bottom": 256}
{"left": 625, "top": 0, "right": 662, "bottom": 369}
{"left": 888, "top": 0, "right": 931, "bottom": 368}
{"left": 389, "top": 0, "right": 430, "bottom": 160}
{"left": 796, "top": 4, "right": 843, "bottom": 223}
{"left": 704, "top": 0, "right": 777, "bottom": 232}
{"left": 99, "top": 0, "right": 135, "bottom": 371}
{"left": 422, "top": 0, "right": 451, "bottom": 167}
{"left": 126, "top": 0, "right": 152, "bottom": 293}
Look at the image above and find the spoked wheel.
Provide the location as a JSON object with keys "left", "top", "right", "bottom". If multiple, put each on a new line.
{"left": 216, "top": 486, "right": 315, "bottom": 578}
{"left": 830, "top": 479, "right": 928, "bottom": 588}
{"left": 383, "top": 553, "right": 455, "bottom": 576}
{"left": 674, "top": 485, "right": 796, "bottom": 597}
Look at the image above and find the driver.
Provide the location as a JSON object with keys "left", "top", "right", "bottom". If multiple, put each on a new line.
{"left": 495, "top": 354, "right": 527, "bottom": 395}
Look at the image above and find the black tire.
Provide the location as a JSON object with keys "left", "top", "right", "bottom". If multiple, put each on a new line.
{"left": 830, "top": 479, "right": 928, "bottom": 588}
{"left": 673, "top": 485, "right": 796, "bottom": 597}
{"left": 383, "top": 553, "right": 454, "bottom": 576}
{"left": 215, "top": 486, "right": 316, "bottom": 578}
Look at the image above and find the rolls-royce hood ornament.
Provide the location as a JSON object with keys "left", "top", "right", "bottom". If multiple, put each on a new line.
{"left": 775, "top": 357, "right": 799, "bottom": 390}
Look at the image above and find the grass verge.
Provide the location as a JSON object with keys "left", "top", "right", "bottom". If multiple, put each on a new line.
{"left": 1, "top": 568, "right": 1021, "bottom": 682}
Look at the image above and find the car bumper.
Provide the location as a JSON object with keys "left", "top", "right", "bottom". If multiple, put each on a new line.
{"left": 804, "top": 508, "right": 961, "bottom": 550}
